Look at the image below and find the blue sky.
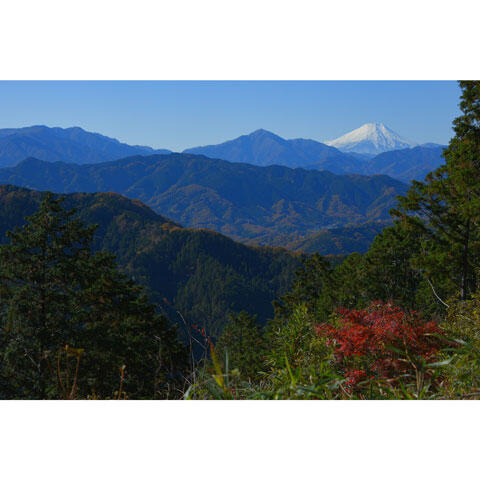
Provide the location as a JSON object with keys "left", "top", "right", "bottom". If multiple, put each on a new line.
{"left": 0, "top": 81, "right": 460, "bottom": 151}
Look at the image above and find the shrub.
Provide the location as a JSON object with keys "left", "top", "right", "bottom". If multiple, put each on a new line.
{"left": 315, "top": 301, "right": 444, "bottom": 396}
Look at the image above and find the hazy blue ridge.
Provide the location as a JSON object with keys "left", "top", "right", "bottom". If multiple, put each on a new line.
{"left": 0, "top": 125, "right": 171, "bottom": 167}
{"left": 183, "top": 128, "right": 445, "bottom": 182}
{"left": 183, "top": 128, "right": 363, "bottom": 173}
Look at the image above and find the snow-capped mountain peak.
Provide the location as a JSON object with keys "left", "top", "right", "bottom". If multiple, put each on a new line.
{"left": 325, "top": 122, "right": 416, "bottom": 155}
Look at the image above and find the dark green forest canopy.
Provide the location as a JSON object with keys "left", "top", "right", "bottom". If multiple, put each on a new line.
{"left": 0, "top": 192, "right": 187, "bottom": 399}
{"left": 0, "top": 185, "right": 302, "bottom": 338}
{"left": 288, "top": 220, "right": 391, "bottom": 255}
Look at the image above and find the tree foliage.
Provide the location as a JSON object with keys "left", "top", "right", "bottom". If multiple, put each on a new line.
{"left": 0, "top": 193, "right": 186, "bottom": 399}
{"left": 392, "top": 81, "right": 480, "bottom": 301}
{"left": 190, "top": 82, "right": 480, "bottom": 400}
{"left": 316, "top": 302, "right": 443, "bottom": 395}
{"left": 214, "top": 312, "right": 265, "bottom": 381}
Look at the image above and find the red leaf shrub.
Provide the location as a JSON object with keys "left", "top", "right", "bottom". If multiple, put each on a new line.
{"left": 315, "top": 301, "right": 443, "bottom": 389}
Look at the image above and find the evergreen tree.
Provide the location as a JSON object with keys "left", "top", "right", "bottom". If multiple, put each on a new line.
{"left": 273, "top": 253, "right": 335, "bottom": 325}
{"left": 392, "top": 81, "right": 480, "bottom": 301}
{"left": 362, "top": 224, "right": 426, "bottom": 310}
{"left": 215, "top": 312, "right": 265, "bottom": 381}
{"left": 266, "top": 254, "right": 336, "bottom": 372}
{"left": 330, "top": 252, "right": 368, "bottom": 309}
{"left": 0, "top": 193, "right": 186, "bottom": 399}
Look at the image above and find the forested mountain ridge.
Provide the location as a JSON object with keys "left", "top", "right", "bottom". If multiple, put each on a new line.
{"left": 0, "top": 125, "right": 171, "bottom": 167}
{"left": 0, "top": 154, "right": 408, "bottom": 247}
{"left": 361, "top": 145, "right": 446, "bottom": 183}
{"left": 0, "top": 184, "right": 301, "bottom": 337}
{"left": 288, "top": 220, "right": 391, "bottom": 254}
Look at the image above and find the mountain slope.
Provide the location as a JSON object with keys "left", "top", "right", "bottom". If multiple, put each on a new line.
{"left": 0, "top": 154, "right": 408, "bottom": 246}
{"left": 183, "top": 129, "right": 362, "bottom": 173}
{"left": 183, "top": 128, "right": 442, "bottom": 181}
{"left": 288, "top": 221, "right": 391, "bottom": 255}
{"left": 0, "top": 125, "right": 171, "bottom": 167}
{"left": 0, "top": 184, "right": 301, "bottom": 337}
{"left": 0, "top": 125, "right": 443, "bottom": 182}
{"left": 362, "top": 145, "right": 445, "bottom": 182}
{"left": 325, "top": 123, "right": 416, "bottom": 155}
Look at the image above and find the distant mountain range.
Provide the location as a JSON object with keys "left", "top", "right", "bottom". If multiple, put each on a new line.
{"left": 184, "top": 127, "right": 445, "bottom": 182}
{"left": 361, "top": 145, "right": 446, "bottom": 183}
{"left": 0, "top": 124, "right": 446, "bottom": 182}
{"left": 325, "top": 123, "right": 416, "bottom": 155}
{"left": 0, "top": 154, "right": 408, "bottom": 247}
{"left": 0, "top": 125, "right": 171, "bottom": 167}
{"left": 183, "top": 128, "right": 361, "bottom": 173}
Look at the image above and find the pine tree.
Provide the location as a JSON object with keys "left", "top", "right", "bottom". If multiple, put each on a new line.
{"left": 0, "top": 193, "right": 186, "bottom": 399}
{"left": 392, "top": 81, "right": 480, "bottom": 301}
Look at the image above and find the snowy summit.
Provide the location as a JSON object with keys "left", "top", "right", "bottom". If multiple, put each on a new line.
{"left": 325, "top": 123, "right": 416, "bottom": 155}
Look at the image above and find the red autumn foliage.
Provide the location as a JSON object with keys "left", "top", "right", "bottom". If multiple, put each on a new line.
{"left": 315, "top": 301, "right": 443, "bottom": 388}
